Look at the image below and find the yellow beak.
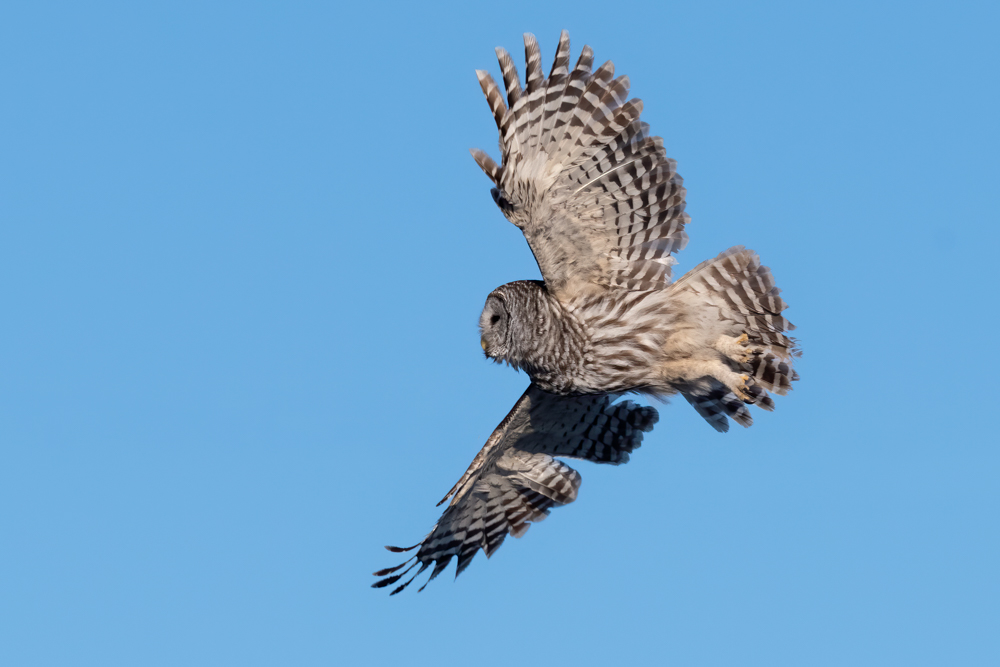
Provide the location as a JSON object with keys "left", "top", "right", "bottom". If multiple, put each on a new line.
{"left": 481, "top": 338, "right": 488, "bottom": 352}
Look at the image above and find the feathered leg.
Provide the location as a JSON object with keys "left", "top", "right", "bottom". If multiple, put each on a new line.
{"left": 667, "top": 246, "right": 800, "bottom": 429}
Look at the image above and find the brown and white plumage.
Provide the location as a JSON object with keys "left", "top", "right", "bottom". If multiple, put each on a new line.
{"left": 373, "top": 385, "right": 657, "bottom": 595}
{"left": 372, "top": 31, "right": 801, "bottom": 596}
{"left": 472, "top": 30, "right": 689, "bottom": 300}
{"left": 474, "top": 32, "right": 800, "bottom": 430}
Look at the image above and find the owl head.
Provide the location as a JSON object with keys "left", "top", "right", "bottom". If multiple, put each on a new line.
{"left": 478, "top": 280, "right": 547, "bottom": 370}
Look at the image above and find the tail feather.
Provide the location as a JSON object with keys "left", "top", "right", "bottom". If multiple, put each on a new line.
{"left": 674, "top": 246, "right": 800, "bottom": 430}
{"left": 682, "top": 381, "right": 753, "bottom": 433}
{"left": 677, "top": 246, "right": 799, "bottom": 357}
{"left": 750, "top": 353, "right": 799, "bottom": 395}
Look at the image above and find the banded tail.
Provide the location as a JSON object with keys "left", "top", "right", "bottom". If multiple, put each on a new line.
{"left": 673, "top": 246, "right": 800, "bottom": 432}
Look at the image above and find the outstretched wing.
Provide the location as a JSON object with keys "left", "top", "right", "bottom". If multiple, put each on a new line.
{"left": 472, "top": 31, "right": 689, "bottom": 302}
{"left": 372, "top": 384, "right": 658, "bottom": 595}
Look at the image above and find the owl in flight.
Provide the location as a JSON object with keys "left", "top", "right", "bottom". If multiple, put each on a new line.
{"left": 374, "top": 31, "right": 799, "bottom": 594}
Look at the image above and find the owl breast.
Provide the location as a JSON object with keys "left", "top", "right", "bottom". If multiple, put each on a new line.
{"left": 520, "top": 289, "right": 686, "bottom": 397}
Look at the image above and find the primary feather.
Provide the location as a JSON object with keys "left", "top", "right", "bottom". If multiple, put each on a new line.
{"left": 473, "top": 32, "right": 800, "bottom": 428}
{"left": 373, "top": 385, "right": 657, "bottom": 594}
{"left": 473, "top": 30, "right": 689, "bottom": 300}
{"left": 372, "top": 31, "right": 802, "bottom": 595}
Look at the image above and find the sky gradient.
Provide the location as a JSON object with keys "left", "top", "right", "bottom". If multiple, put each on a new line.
{"left": 2, "top": 1, "right": 998, "bottom": 665}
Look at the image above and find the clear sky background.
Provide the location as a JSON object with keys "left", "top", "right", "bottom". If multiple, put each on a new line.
{"left": 2, "top": 1, "right": 998, "bottom": 665}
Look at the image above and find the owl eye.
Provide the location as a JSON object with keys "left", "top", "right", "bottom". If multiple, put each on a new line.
{"left": 490, "top": 314, "right": 501, "bottom": 325}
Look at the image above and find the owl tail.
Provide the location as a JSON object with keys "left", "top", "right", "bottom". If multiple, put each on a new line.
{"left": 671, "top": 246, "right": 801, "bottom": 432}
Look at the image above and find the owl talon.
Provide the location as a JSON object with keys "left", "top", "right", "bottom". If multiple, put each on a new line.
{"left": 715, "top": 334, "right": 764, "bottom": 364}
{"left": 732, "top": 374, "right": 753, "bottom": 401}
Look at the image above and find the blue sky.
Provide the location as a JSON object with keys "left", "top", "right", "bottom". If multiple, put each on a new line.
{"left": 2, "top": 1, "right": 998, "bottom": 665}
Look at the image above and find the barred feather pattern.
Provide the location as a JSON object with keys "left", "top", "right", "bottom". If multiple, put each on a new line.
{"left": 472, "top": 30, "right": 689, "bottom": 300}
{"left": 481, "top": 247, "right": 798, "bottom": 430}
{"left": 668, "top": 246, "right": 800, "bottom": 429}
{"left": 372, "top": 384, "right": 658, "bottom": 595}
{"left": 473, "top": 33, "right": 800, "bottom": 431}
{"left": 670, "top": 246, "right": 799, "bottom": 363}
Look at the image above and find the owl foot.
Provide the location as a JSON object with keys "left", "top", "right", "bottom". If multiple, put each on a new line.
{"left": 721, "top": 373, "right": 753, "bottom": 402}
{"left": 715, "top": 333, "right": 764, "bottom": 364}
{"left": 659, "top": 359, "right": 757, "bottom": 403}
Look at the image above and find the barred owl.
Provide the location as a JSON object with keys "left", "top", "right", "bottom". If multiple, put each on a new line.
{"left": 473, "top": 31, "right": 799, "bottom": 428}
{"left": 374, "top": 31, "right": 799, "bottom": 594}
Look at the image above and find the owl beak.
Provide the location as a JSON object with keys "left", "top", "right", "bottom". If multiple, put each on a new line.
{"left": 480, "top": 338, "right": 489, "bottom": 353}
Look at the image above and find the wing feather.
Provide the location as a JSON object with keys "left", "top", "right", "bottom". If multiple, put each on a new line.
{"left": 495, "top": 47, "right": 522, "bottom": 107}
{"left": 473, "top": 32, "right": 689, "bottom": 301}
{"left": 373, "top": 385, "right": 657, "bottom": 594}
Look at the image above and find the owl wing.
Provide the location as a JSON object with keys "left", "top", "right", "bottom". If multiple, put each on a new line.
{"left": 372, "top": 384, "right": 657, "bottom": 595}
{"left": 471, "top": 31, "right": 689, "bottom": 302}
